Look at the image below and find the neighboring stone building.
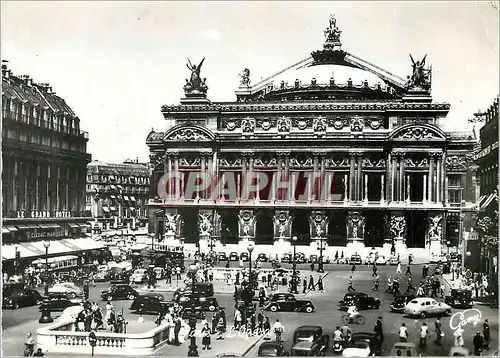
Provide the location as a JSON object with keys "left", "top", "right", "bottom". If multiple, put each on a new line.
{"left": 1, "top": 61, "right": 95, "bottom": 273}
{"left": 474, "top": 96, "right": 499, "bottom": 276}
{"left": 146, "top": 16, "right": 476, "bottom": 260}
{"left": 85, "top": 159, "right": 150, "bottom": 231}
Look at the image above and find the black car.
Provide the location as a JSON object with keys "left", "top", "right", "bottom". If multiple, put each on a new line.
{"left": 257, "top": 253, "right": 268, "bottom": 262}
{"left": 264, "top": 293, "right": 315, "bottom": 313}
{"left": 41, "top": 293, "right": 82, "bottom": 312}
{"left": 338, "top": 292, "right": 381, "bottom": 311}
{"left": 294, "top": 253, "right": 307, "bottom": 264}
{"left": 348, "top": 254, "right": 362, "bottom": 265}
{"left": 258, "top": 341, "right": 289, "bottom": 356}
{"left": 349, "top": 332, "right": 381, "bottom": 356}
{"left": 229, "top": 252, "right": 239, "bottom": 261}
{"left": 3, "top": 289, "right": 43, "bottom": 309}
{"left": 281, "top": 253, "right": 292, "bottom": 263}
{"left": 445, "top": 289, "right": 473, "bottom": 308}
{"left": 218, "top": 252, "right": 228, "bottom": 261}
{"left": 291, "top": 325, "right": 329, "bottom": 356}
{"left": 130, "top": 294, "right": 171, "bottom": 314}
{"left": 390, "top": 294, "right": 416, "bottom": 313}
{"left": 176, "top": 293, "right": 219, "bottom": 312}
{"left": 109, "top": 267, "right": 132, "bottom": 284}
{"left": 240, "top": 252, "right": 249, "bottom": 262}
{"left": 174, "top": 282, "right": 214, "bottom": 300}
{"left": 309, "top": 255, "right": 318, "bottom": 263}
{"left": 101, "top": 285, "right": 139, "bottom": 301}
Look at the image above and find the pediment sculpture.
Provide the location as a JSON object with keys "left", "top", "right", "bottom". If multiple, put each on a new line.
{"left": 184, "top": 58, "right": 208, "bottom": 97}
{"left": 405, "top": 54, "right": 431, "bottom": 91}
{"left": 277, "top": 117, "right": 291, "bottom": 134}
{"left": 165, "top": 127, "right": 212, "bottom": 142}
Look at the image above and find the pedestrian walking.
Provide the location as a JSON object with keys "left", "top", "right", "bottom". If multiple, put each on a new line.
{"left": 386, "top": 276, "right": 393, "bottom": 293}
{"left": 453, "top": 324, "right": 464, "bottom": 347}
{"left": 317, "top": 276, "right": 324, "bottom": 293}
{"left": 234, "top": 307, "right": 242, "bottom": 329}
{"left": 419, "top": 322, "right": 428, "bottom": 349}
{"left": 396, "top": 262, "right": 402, "bottom": 274}
{"left": 273, "top": 319, "right": 284, "bottom": 342}
{"left": 259, "top": 287, "right": 266, "bottom": 306}
{"left": 483, "top": 319, "right": 490, "bottom": 349}
{"left": 310, "top": 262, "right": 315, "bottom": 271}
{"left": 83, "top": 280, "right": 90, "bottom": 300}
{"left": 302, "top": 278, "right": 307, "bottom": 294}
{"left": 351, "top": 263, "right": 356, "bottom": 273}
{"left": 348, "top": 276, "right": 355, "bottom": 292}
{"left": 24, "top": 333, "right": 35, "bottom": 356}
{"left": 408, "top": 254, "right": 413, "bottom": 265}
{"left": 175, "top": 266, "right": 181, "bottom": 280}
{"left": 372, "top": 275, "right": 379, "bottom": 291}
{"left": 334, "top": 250, "right": 339, "bottom": 263}
{"left": 405, "top": 264, "right": 412, "bottom": 276}
{"left": 422, "top": 264, "right": 429, "bottom": 277}
{"left": 173, "top": 315, "right": 182, "bottom": 345}
{"left": 406, "top": 276, "right": 414, "bottom": 293}
{"left": 308, "top": 275, "right": 315, "bottom": 291}
{"left": 398, "top": 323, "right": 408, "bottom": 342}
{"left": 216, "top": 316, "right": 225, "bottom": 340}
{"left": 372, "top": 264, "right": 378, "bottom": 277}
{"left": 473, "top": 331, "right": 484, "bottom": 356}
{"left": 392, "top": 277, "right": 400, "bottom": 295}
{"left": 201, "top": 322, "right": 211, "bottom": 350}
{"left": 435, "top": 317, "right": 443, "bottom": 345}
{"left": 374, "top": 316, "right": 384, "bottom": 344}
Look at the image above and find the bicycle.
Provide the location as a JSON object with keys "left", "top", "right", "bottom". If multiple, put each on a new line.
{"left": 342, "top": 314, "right": 365, "bottom": 325}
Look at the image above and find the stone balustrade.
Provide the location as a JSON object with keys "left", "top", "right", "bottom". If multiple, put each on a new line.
{"left": 37, "top": 320, "right": 176, "bottom": 355}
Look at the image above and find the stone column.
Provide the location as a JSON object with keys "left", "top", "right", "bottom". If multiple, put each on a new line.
{"left": 241, "top": 155, "right": 248, "bottom": 201}
{"left": 442, "top": 153, "right": 447, "bottom": 205}
{"left": 319, "top": 154, "right": 326, "bottom": 201}
{"left": 363, "top": 174, "right": 368, "bottom": 204}
{"left": 423, "top": 175, "right": 427, "bottom": 203}
{"left": 283, "top": 153, "right": 290, "bottom": 201}
{"left": 428, "top": 154, "right": 434, "bottom": 203}
{"left": 357, "top": 155, "right": 363, "bottom": 201}
{"left": 344, "top": 174, "right": 348, "bottom": 204}
{"left": 406, "top": 174, "right": 411, "bottom": 204}
{"left": 35, "top": 163, "right": 40, "bottom": 209}
{"left": 349, "top": 155, "right": 355, "bottom": 201}
{"left": 290, "top": 171, "right": 295, "bottom": 202}
{"left": 385, "top": 153, "right": 391, "bottom": 202}
{"left": 436, "top": 155, "right": 441, "bottom": 203}
{"left": 166, "top": 156, "right": 172, "bottom": 196}
{"left": 312, "top": 154, "right": 319, "bottom": 201}
{"left": 248, "top": 155, "right": 255, "bottom": 200}
{"left": 207, "top": 153, "right": 213, "bottom": 199}
{"left": 174, "top": 155, "right": 181, "bottom": 199}
{"left": 380, "top": 174, "right": 385, "bottom": 204}
{"left": 399, "top": 154, "right": 405, "bottom": 202}
{"left": 391, "top": 155, "right": 396, "bottom": 202}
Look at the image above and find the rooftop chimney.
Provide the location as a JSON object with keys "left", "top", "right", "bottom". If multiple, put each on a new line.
{"left": 136, "top": 157, "right": 139, "bottom": 163}
{"left": 2, "top": 60, "right": 9, "bottom": 78}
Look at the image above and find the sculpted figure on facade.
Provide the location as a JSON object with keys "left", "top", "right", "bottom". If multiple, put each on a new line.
{"left": 390, "top": 215, "right": 406, "bottom": 241}
{"left": 347, "top": 211, "right": 365, "bottom": 240}
{"left": 428, "top": 214, "right": 443, "bottom": 241}
{"left": 277, "top": 117, "right": 291, "bottom": 134}
{"left": 309, "top": 211, "right": 327, "bottom": 238}
{"left": 198, "top": 213, "right": 213, "bottom": 237}
{"left": 165, "top": 213, "right": 180, "bottom": 235}
{"left": 241, "top": 118, "right": 256, "bottom": 133}
{"left": 400, "top": 127, "right": 434, "bottom": 140}
{"left": 313, "top": 116, "right": 327, "bottom": 136}
{"left": 446, "top": 156, "right": 467, "bottom": 170}
{"left": 406, "top": 54, "right": 431, "bottom": 90}
{"left": 184, "top": 57, "right": 208, "bottom": 95}
{"left": 323, "top": 14, "right": 342, "bottom": 50}
{"left": 350, "top": 116, "right": 364, "bottom": 132}
{"left": 274, "top": 211, "right": 291, "bottom": 239}
{"left": 238, "top": 210, "right": 256, "bottom": 238}
{"left": 239, "top": 68, "right": 251, "bottom": 87}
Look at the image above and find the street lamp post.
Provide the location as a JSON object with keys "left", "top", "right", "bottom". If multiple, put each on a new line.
{"left": 317, "top": 236, "right": 325, "bottom": 273}
{"left": 39, "top": 241, "right": 53, "bottom": 323}
{"left": 187, "top": 264, "right": 199, "bottom": 357}
{"left": 247, "top": 242, "right": 254, "bottom": 286}
{"left": 291, "top": 236, "right": 298, "bottom": 294}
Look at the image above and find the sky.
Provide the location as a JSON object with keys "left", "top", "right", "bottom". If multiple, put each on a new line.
{"left": 2, "top": 1, "right": 499, "bottom": 163}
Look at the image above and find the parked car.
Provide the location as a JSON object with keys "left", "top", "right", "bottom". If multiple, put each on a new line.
{"left": 291, "top": 325, "right": 329, "bottom": 356}
{"left": 338, "top": 292, "right": 381, "bottom": 311}
{"left": 109, "top": 266, "right": 132, "bottom": 284}
{"left": 309, "top": 255, "right": 318, "bottom": 263}
{"left": 388, "top": 256, "right": 399, "bottom": 265}
{"left": 375, "top": 255, "right": 387, "bottom": 265}
{"left": 229, "top": 252, "right": 239, "bottom": 261}
{"left": 240, "top": 252, "right": 249, "bottom": 262}
{"left": 348, "top": 254, "right": 362, "bottom": 265}
{"left": 390, "top": 294, "right": 416, "bottom": 313}
{"left": 3, "top": 289, "right": 43, "bottom": 309}
{"left": 257, "top": 253, "right": 268, "bottom": 262}
{"left": 101, "top": 285, "right": 139, "bottom": 301}
{"left": 48, "top": 282, "right": 83, "bottom": 298}
{"left": 258, "top": 341, "right": 289, "bottom": 356}
{"left": 449, "top": 252, "right": 462, "bottom": 263}
{"left": 294, "top": 253, "right": 307, "bottom": 264}
{"left": 264, "top": 293, "right": 315, "bottom": 313}
{"left": 42, "top": 293, "right": 82, "bottom": 312}
{"left": 445, "top": 289, "right": 473, "bottom": 309}
{"left": 430, "top": 253, "right": 448, "bottom": 263}
{"left": 281, "top": 253, "right": 292, "bottom": 263}
{"left": 343, "top": 332, "right": 380, "bottom": 357}
{"left": 404, "top": 297, "right": 452, "bottom": 318}
{"left": 131, "top": 269, "right": 147, "bottom": 283}
{"left": 176, "top": 293, "right": 219, "bottom": 312}
{"left": 218, "top": 252, "right": 228, "bottom": 261}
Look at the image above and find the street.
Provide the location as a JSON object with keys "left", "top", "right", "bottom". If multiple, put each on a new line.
{"left": 2, "top": 262, "right": 497, "bottom": 356}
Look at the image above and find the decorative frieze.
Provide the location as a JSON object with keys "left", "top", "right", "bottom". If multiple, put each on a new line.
{"left": 313, "top": 116, "right": 327, "bottom": 137}
{"left": 289, "top": 155, "right": 313, "bottom": 168}
{"left": 329, "top": 116, "right": 349, "bottom": 130}
{"left": 222, "top": 118, "right": 239, "bottom": 131}
{"left": 404, "top": 157, "right": 429, "bottom": 168}
{"left": 219, "top": 156, "right": 242, "bottom": 167}
{"left": 362, "top": 158, "right": 386, "bottom": 168}
{"left": 165, "top": 128, "right": 212, "bottom": 142}
{"left": 277, "top": 116, "right": 292, "bottom": 136}
{"left": 325, "top": 156, "right": 350, "bottom": 168}
{"left": 350, "top": 116, "right": 364, "bottom": 132}
{"left": 241, "top": 117, "right": 256, "bottom": 134}
{"left": 292, "top": 118, "right": 312, "bottom": 130}
{"left": 179, "top": 157, "right": 201, "bottom": 166}
{"left": 256, "top": 118, "right": 276, "bottom": 131}
{"left": 446, "top": 155, "right": 467, "bottom": 170}
{"left": 399, "top": 127, "right": 436, "bottom": 140}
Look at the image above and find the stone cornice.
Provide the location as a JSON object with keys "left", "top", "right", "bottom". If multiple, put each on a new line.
{"left": 161, "top": 101, "right": 451, "bottom": 113}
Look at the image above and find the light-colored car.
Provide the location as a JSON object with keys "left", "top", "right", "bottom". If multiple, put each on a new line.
{"left": 375, "top": 256, "right": 387, "bottom": 265}
{"left": 58, "top": 304, "right": 84, "bottom": 321}
{"left": 48, "top": 283, "right": 83, "bottom": 298}
{"left": 404, "top": 297, "right": 452, "bottom": 318}
{"left": 430, "top": 253, "right": 448, "bottom": 263}
{"left": 342, "top": 340, "right": 371, "bottom": 357}
{"left": 131, "top": 269, "right": 147, "bottom": 283}
{"left": 388, "top": 256, "right": 399, "bottom": 265}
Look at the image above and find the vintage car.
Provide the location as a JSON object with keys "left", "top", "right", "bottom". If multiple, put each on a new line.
{"left": 153, "top": 267, "right": 165, "bottom": 279}
{"left": 343, "top": 332, "right": 380, "bottom": 357}
{"left": 109, "top": 266, "right": 132, "bottom": 284}
{"left": 375, "top": 255, "right": 387, "bottom": 265}
{"left": 404, "top": 297, "right": 452, "bottom": 318}
{"left": 218, "top": 252, "right": 228, "bottom": 261}
{"left": 130, "top": 294, "right": 171, "bottom": 313}
{"left": 430, "top": 253, "right": 448, "bottom": 263}
{"left": 294, "top": 253, "right": 307, "bottom": 264}
{"left": 240, "top": 252, "right": 250, "bottom": 262}
{"left": 445, "top": 289, "right": 473, "bottom": 309}
{"left": 257, "top": 253, "right": 269, "bottom": 262}
{"left": 41, "top": 293, "right": 82, "bottom": 312}
{"left": 264, "top": 293, "right": 315, "bottom": 313}
{"left": 258, "top": 341, "right": 289, "bottom": 356}
{"left": 309, "top": 255, "right": 318, "bottom": 263}
{"left": 348, "top": 254, "right": 363, "bottom": 265}
{"left": 390, "top": 342, "right": 417, "bottom": 356}
{"left": 130, "top": 268, "right": 148, "bottom": 283}
{"left": 338, "top": 292, "right": 381, "bottom": 311}
{"left": 388, "top": 256, "right": 399, "bottom": 265}
{"left": 3, "top": 289, "right": 43, "bottom": 309}
{"left": 281, "top": 253, "right": 292, "bottom": 263}
{"left": 101, "top": 285, "right": 139, "bottom": 301}
{"left": 449, "top": 347, "right": 470, "bottom": 356}
{"left": 174, "top": 282, "right": 214, "bottom": 299}
{"left": 95, "top": 269, "right": 110, "bottom": 282}
{"left": 290, "top": 325, "right": 329, "bottom": 356}
{"left": 390, "top": 294, "right": 416, "bottom": 313}
{"left": 48, "top": 282, "right": 83, "bottom": 298}
{"left": 176, "top": 293, "right": 219, "bottom": 312}
{"left": 229, "top": 252, "right": 239, "bottom": 261}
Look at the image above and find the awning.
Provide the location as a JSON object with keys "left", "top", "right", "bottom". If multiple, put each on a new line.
{"left": 130, "top": 196, "right": 136, "bottom": 202}
{"left": 70, "top": 238, "right": 106, "bottom": 251}
{"left": 27, "top": 224, "right": 40, "bottom": 229}
{"left": 2, "top": 238, "right": 106, "bottom": 260}
{"left": 37, "top": 224, "right": 51, "bottom": 229}
{"left": 2, "top": 227, "right": 11, "bottom": 234}
{"left": 2, "top": 245, "right": 39, "bottom": 260}
{"left": 45, "top": 224, "right": 61, "bottom": 229}
{"left": 29, "top": 240, "right": 74, "bottom": 255}
{"left": 16, "top": 224, "right": 31, "bottom": 230}
{"left": 481, "top": 193, "right": 497, "bottom": 210}
{"left": 5, "top": 225, "right": 18, "bottom": 232}
{"left": 68, "top": 223, "right": 80, "bottom": 229}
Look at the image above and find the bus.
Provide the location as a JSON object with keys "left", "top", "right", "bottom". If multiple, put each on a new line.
{"left": 31, "top": 255, "right": 79, "bottom": 272}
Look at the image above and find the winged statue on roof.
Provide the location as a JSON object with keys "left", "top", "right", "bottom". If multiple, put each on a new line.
{"left": 184, "top": 57, "right": 208, "bottom": 95}
{"left": 406, "top": 54, "right": 431, "bottom": 90}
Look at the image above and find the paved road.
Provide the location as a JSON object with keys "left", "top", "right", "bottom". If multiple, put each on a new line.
{"left": 2, "top": 263, "right": 498, "bottom": 356}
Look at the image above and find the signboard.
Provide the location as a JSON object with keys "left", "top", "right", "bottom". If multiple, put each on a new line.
{"left": 88, "top": 331, "right": 97, "bottom": 347}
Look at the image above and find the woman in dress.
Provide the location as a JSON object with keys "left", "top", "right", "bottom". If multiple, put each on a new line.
{"left": 201, "top": 322, "right": 211, "bottom": 350}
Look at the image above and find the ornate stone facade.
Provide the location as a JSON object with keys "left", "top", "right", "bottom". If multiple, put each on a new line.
{"left": 347, "top": 211, "right": 365, "bottom": 242}
{"left": 309, "top": 210, "right": 328, "bottom": 239}
{"left": 238, "top": 210, "right": 256, "bottom": 239}
{"left": 274, "top": 210, "right": 292, "bottom": 240}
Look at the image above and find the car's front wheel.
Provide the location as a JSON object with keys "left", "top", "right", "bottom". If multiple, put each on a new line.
{"left": 420, "top": 311, "right": 428, "bottom": 319}
{"left": 70, "top": 292, "right": 77, "bottom": 299}
{"left": 127, "top": 294, "right": 135, "bottom": 300}
{"left": 13, "top": 303, "right": 19, "bottom": 309}
{"left": 305, "top": 306, "right": 314, "bottom": 313}
{"left": 208, "top": 305, "right": 216, "bottom": 312}
{"left": 269, "top": 305, "right": 278, "bottom": 312}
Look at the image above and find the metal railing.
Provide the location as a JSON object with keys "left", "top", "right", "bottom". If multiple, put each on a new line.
{"left": 3, "top": 112, "right": 89, "bottom": 138}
